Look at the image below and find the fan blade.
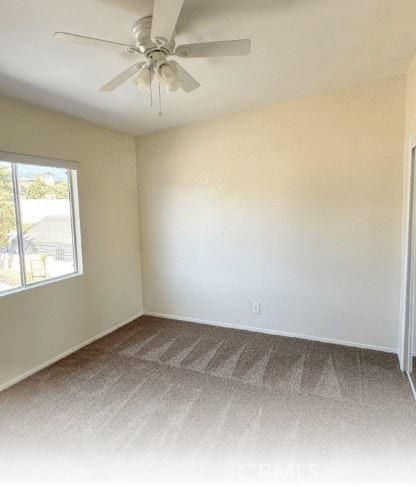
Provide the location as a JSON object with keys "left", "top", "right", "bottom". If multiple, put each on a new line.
{"left": 54, "top": 32, "right": 139, "bottom": 53}
{"left": 151, "top": 0, "right": 184, "bottom": 45}
{"left": 101, "top": 62, "right": 147, "bottom": 91}
{"left": 170, "top": 61, "right": 200, "bottom": 93}
{"left": 175, "top": 39, "right": 251, "bottom": 58}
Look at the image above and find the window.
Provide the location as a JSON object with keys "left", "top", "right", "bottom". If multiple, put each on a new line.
{"left": 0, "top": 152, "right": 82, "bottom": 295}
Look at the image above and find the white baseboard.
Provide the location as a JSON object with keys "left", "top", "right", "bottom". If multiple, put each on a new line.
{"left": 144, "top": 311, "right": 398, "bottom": 354}
{"left": 0, "top": 311, "right": 144, "bottom": 393}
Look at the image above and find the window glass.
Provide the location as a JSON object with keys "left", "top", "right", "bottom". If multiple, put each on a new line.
{"left": 0, "top": 162, "right": 22, "bottom": 292}
{"left": 16, "top": 164, "right": 75, "bottom": 284}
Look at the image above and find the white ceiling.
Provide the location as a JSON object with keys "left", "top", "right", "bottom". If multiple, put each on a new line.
{"left": 1, "top": 0, "right": 416, "bottom": 136}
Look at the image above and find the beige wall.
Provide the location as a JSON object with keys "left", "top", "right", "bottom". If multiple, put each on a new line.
{"left": 138, "top": 77, "right": 406, "bottom": 350}
{"left": 0, "top": 95, "right": 143, "bottom": 388}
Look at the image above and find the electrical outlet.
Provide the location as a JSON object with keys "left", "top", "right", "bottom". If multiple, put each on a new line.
{"left": 252, "top": 302, "right": 260, "bottom": 314}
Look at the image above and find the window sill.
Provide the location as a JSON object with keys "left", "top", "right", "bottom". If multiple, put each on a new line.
{"left": 0, "top": 271, "right": 84, "bottom": 298}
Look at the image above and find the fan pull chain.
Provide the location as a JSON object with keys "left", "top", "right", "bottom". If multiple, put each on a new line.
{"left": 149, "top": 67, "right": 153, "bottom": 107}
{"left": 158, "top": 83, "right": 163, "bottom": 117}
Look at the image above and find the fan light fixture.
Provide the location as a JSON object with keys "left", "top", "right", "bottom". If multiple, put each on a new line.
{"left": 132, "top": 61, "right": 179, "bottom": 115}
{"left": 155, "top": 60, "right": 178, "bottom": 86}
{"left": 133, "top": 66, "right": 152, "bottom": 91}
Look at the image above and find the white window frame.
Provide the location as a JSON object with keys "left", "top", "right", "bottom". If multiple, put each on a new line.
{"left": 0, "top": 151, "right": 83, "bottom": 296}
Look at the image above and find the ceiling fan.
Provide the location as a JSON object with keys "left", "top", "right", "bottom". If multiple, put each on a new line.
{"left": 54, "top": 0, "right": 251, "bottom": 100}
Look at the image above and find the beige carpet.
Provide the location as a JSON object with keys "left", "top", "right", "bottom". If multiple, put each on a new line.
{"left": 0, "top": 315, "right": 415, "bottom": 483}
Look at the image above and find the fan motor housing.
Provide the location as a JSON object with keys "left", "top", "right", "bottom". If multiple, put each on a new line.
{"left": 133, "top": 16, "right": 176, "bottom": 56}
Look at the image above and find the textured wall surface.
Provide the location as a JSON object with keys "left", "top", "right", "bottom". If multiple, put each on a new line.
{"left": 138, "top": 77, "right": 406, "bottom": 350}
